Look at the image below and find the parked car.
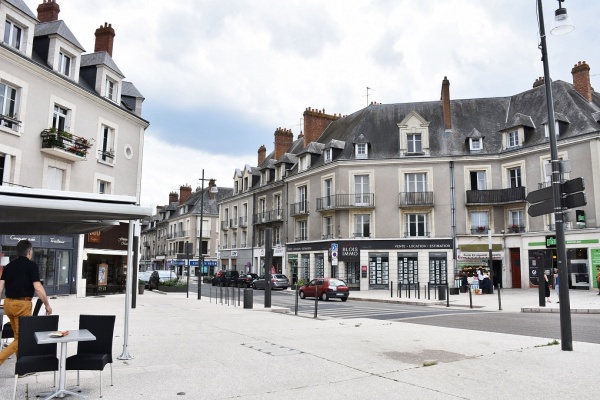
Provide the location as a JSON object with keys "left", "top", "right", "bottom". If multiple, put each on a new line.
{"left": 252, "top": 274, "right": 289, "bottom": 290}
{"left": 299, "top": 278, "right": 350, "bottom": 301}
{"left": 211, "top": 270, "right": 239, "bottom": 286}
{"left": 237, "top": 273, "right": 259, "bottom": 288}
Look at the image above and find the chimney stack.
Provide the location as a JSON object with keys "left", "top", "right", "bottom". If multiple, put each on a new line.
{"left": 274, "top": 127, "right": 294, "bottom": 160}
{"left": 302, "top": 107, "right": 339, "bottom": 147}
{"left": 257, "top": 144, "right": 266, "bottom": 166}
{"left": 169, "top": 191, "right": 179, "bottom": 204}
{"left": 208, "top": 179, "right": 216, "bottom": 200}
{"left": 572, "top": 61, "right": 592, "bottom": 102}
{"left": 179, "top": 185, "right": 192, "bottom": 204}
{"left": 37, "top": 0, "right": 60, "bottom": 23}
{"left": 94, "top": 22, "right": 116, "bottom": 57}
{"left": 533, "top": 77, "right": 545, "bottom": 88}
{"left": 441, "top": 77, "right": 452, "bottom": 131}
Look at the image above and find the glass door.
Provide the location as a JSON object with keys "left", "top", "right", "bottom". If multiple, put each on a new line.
{"left": 55, "top": 250, "right": 71, "bottom": 295}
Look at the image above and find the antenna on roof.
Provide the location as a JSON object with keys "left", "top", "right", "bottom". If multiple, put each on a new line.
{"left": 364, "top": 87, "right": 373, "bottom": 106}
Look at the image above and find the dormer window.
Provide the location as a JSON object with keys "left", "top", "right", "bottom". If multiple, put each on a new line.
{"left": 355, "top": 143, "right": 368, "bottom": 159}
{"left": 58, "top": 51, "right": 72, "bottom": 77}
{"left": 261, "top": 170, "right": 269, "bottom": 185}
{"left": 469, "top": 138, "right": 482, "bottom": 151}
{"left": 324, "top": 148, "right": 332, "bottom": 163}
{"left": 544, "top": 122, "right": 559, "bottom": 138}
{"left": 105, "top": 78, "right": 115, "bottom": 101}
{"left": 4, "top": 19, "right": 22, "bottom": 50}
{"left": 507, "top": 130, "right": 519, "bottom": 148}
{"left": 299, "top": 155, "right": 310, "bottom": 171}
{"left": 407, "top": 134, "right": 422, "bottom": 153}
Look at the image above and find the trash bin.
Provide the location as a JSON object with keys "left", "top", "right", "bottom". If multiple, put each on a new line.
{"left": 243, "top": 288, "right": 253, "bottom": 309}
{"left": 138, "top": 282, "right": 144, "bottom": 295}
{"left": 438, "top": 286, "right": 446, "bottom": 301}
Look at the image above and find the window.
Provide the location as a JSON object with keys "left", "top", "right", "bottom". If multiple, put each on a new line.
{"left": 258, "top": 229, "right": 265, "bottom": 246}
{"left": 232, "top": 206, "right": 238, "bottom": 226}
{"left": 58, "top": 52, "right": 72, "bottom": 77}
{"left": 0, "top": 154, "right": 5, "bottom": 185}
{"left": 98, "top": 180, "right": 110, "bottom": 194}
{"left": 0, "top": 82, "right": 18, "bottom": 130}
{"left": 4, "top": 20, "right": 22, "bottom": 50}
{"left": 324, "top": 148, "right": 332, "bottom": 163}
{"left": 298, "top": 186, "right": 307, "bottom": 213}
{"left": 354, "top": 175, "right": 370, "bottom": 205}
{"left": 508, "top": 167, "right": 522, "bottom": 188}
{"left": 470, "top": 211, "right": 489, "bottom": 232}
{"left": 234, "top": 181, "right": 239, "bottom": 193}
{"left": 407, "top": 134, "right": 422, "bottom": 153}
{"left": 259, "top": 198, "right": 266, "bottom": 220}
{"left": 274, "top": 194, "right": 282, "bottom": 217}
{"left": 298, "top": 155, "right": 309, "bottom": 171}
{"left": 544, "top": 122, "right": 559, "bottom": 138}
{"left": 323, "top": 178, "right": 333, "bottom": 208}
{"left": 242, "top": 203, "right": 248, "bottom": 224}
{"left": 509, "top": 210, "right": 524, "bottom": 232}
{"left": 100, "top": 125, "right": 115, "bottom": 162}
{"left": 241, "top": 231, "right": 247, "bottom": 247}
{"left": 470, "top": 171, "right": 487, "bottom": 190}
{"left": 469, "top": 138, "right": 482, "bottom": 151}
{"left": 273, "top": 227, "right": 281, "bottom": 245}
{"left": 354, "top": 214, "right": 370, "bottom": 238}
{"left": 53, "top": 105, "right": 69, "bottom": 132}
{"left": 406, "top": 213, "right": 427, "bottom": 237}
{"left": 323, "top": 216, "right": 333, "bottom": 239}
{"left": 232, "top": 232, "right": 237, "bottom": 248}
{"left": 223, "top": 233, "right": 228, "bottom": 249}
{"left": 47, "top": 166, "right": 64, "bottom": 190}
{"left": 105, "top": 78, "right": 115, "bottom": 101}
{"left": 355, "top": 143, "right": 368, "bottom": 159}
{"left": 297, "top": 220, "right": 307, "bottom": 241}
{"left": 405, "top": 173, "right": 427, "bottom": 192}
{"left": 507, "top": 130, "right": 519, "bottom": 148}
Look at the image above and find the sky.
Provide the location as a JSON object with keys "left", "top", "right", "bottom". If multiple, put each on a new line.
{"left": 23, "top": 0, "right": 600, "bottom": 209}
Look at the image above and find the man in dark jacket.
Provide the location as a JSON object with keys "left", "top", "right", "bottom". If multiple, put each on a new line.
{"left": 0, "top": 240, "right": 52, "bottom": 366}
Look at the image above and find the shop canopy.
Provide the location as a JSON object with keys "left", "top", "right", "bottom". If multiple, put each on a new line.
{"left": 0, "top": 186, "right": 152, "bottom": 235}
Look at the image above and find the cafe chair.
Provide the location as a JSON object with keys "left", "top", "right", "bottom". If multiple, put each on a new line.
{"left": 1, "top": 298, "right": 44, "bottom": 347}
{"left": 65, "top": 314, "right": 116, "bottom": 398}
{"left": 12, "top": 315, "right": 60, "bottom": 400}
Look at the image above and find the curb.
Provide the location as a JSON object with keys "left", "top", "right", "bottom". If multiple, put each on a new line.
{"left": 521, "top": 307, "right": 600, "bottom": 314}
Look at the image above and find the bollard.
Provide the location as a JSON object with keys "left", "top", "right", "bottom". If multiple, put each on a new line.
{"left": 295, "top": 284, "right": 299, "bottom": 315}
{"left": 446, "top": 284, "right": 450, "bottom": 308}
{"left": 438, "top": 285, "right": 446, "bottom": 301}
{"left": 399, "top": 282, "right": 402, "bottom": 298}
{"left": 314, "top": 286, "right": 319, "bottom": 318}
{"left": 468, "top": 284, "right": 473, "bottom": 309}
{"left": 238, "top": 286, "right": 241, "bottom": 307}
{"left": 220, "top": 286, "right": 223, "bottom": 305}
{"left": 243, "top": 288, "right": 253, "bottom": 309}
{"left": 390, "top": 281, "right": 393, "bottom": 298}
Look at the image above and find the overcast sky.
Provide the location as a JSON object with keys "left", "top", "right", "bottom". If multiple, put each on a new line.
{"left": 26, "top": 0, "right": 600, "bottom": 209}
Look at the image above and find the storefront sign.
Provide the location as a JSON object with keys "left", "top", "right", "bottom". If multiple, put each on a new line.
{"left": 546, "top": 235, "right": 557, "bottom": 248}
{"left": 87, "top": 231, "right": 101, "bottom": 243}
{"left": 3, "top": 235, "right": 40, "bottom": 245}
{"left": 458, "top": 252, "right": 503, "bottom": 260}
{"left": 85, "top": 224, "right": 129, "bottom": 250}
{"left": 287, "top": 254, "right": 298, "bottom": 261}
{"left": 41, "top": 236, "right": 74, "bottom": 248}
{"left": 231, "top": 251, "right": 238, "bottom": 257}
{"left": 339, "top": 242, "right": 360, "bottom": 262}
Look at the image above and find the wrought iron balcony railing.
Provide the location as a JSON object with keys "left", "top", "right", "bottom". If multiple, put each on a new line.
{"left": 316, "top": 193, "right": 375, "bottom": 211}
{"left": 40, "top": 128, "right": 94, "bottom": 161}
{"left": 399, "top": 192, "right": 434, "bottom": 207}
{"left": 290, "top": 202, "right": 309, "bottom": 216}
{"left": 466, "top": 187, "right": 526, "bottom": 205}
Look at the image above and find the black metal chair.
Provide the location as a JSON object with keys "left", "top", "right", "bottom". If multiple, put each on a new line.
{"left": 65, "top": 315, "right": 116, "bottom": 398}
{"left": 12, "top": 315, "right": 60, "bottom": 400}
{"left": 1, "top": 298, "right": 44, "bottom": 347}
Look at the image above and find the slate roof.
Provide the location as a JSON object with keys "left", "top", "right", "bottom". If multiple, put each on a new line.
{"left": 5, "top": 0, "right": 37, "bottom": 20}
{"left": 34, "top": 20, "right": 85, "bottom": 51}
{"left": 81, "top": 51, "right": 124, "bottom": 77}
{"left": 122, "top": 81, "right": 144, "bottom": 99}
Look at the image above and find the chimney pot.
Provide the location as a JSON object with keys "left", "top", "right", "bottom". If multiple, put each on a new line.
{"left": 572, "top": 61, "right": 592, "bottom": 102}
{"left": 94, "top": 22, "right": 116, "bottom": 57}
{"left": 441, "top": 77, "right": 452, "bottom": 130}
{"left": 258, "top": 144, "right": 267, "bottom": 166}
{"left": 37, "top": 0, "right": 60, "bottom": 23}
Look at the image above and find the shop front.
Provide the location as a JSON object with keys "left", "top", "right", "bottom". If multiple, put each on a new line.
{"left": 219, "top": 249, "right": 252, "bottom": 274}
{"left": 83, "top": 224, "right": 129, "bottom": 296}
{"left": 255, "top": 246, "right": 285, "bottom": 275}
{"left": 0, "top": 234, "right": 77, "bottom": 296}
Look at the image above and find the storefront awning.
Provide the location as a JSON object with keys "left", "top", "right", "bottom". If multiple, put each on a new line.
{"left": 0, "top": 186, "right": 152, "bottom": 235}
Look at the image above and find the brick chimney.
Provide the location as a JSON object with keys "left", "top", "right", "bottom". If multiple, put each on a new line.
{"left": 257, "top": 144, "right": 266, "bottom": 166}
{"left": 302, "top": 108, "right": 339, "bottom": 147}
{"left": 274, "top": 127, "right": 294, "bottom": 160}
{"left": 94, "top": 22, "right": 116, "bottom": 57}
{"left": 169, "top": 191, "right": 179, "bottom": 204}
{"left": 572, "top": 61, "right": 592, "bottom": 102}
{"left": 179, "top": 185, "right": 192, "bottom": 204}
{"left": 208, "top": 179, "right": 216, "bottom": 200}
{"left": 533, "top": 77, "right": 545, "bottom": 88}
{"left": 441, "top": 77, "right": 451, "bottom": 131}
{"left": 37, "top": 0, "right": 60, "bottom": 23}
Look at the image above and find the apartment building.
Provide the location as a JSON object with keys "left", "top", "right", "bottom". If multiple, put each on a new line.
{"left": 220, "top": 61, "right": 600, "bottom": 292}
{"left": 0, "top": 0, "right": 148, "bottom": 296}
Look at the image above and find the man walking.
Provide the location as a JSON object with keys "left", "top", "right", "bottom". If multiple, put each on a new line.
{"left": 0, "top": 240, "right": 52, "bottom": 366}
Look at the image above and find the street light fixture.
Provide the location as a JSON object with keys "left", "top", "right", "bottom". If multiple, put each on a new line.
{"left": 197, "top": 169, "right": 217, "bottom": 300}
{"left": 537, "top": 0, "right": 574, "bottom": 351}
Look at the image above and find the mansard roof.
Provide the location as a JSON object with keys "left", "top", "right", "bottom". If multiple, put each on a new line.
{"left": 34, "top": 20, "right": 85, "bottom": 51}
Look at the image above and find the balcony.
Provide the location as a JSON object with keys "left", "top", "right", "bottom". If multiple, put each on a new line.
{"left": 253, "top": 209, "right": 284, "bottom": 224}
{"left": 399, "top": 192, "right": 434, "bottom": 207}
{"left": 0, "top": 113, "right": 21, "bottom": 131}
{"left": 470, "top": 226, "right": 489, "bottom": 235}
{"left": 295, "top": 235, "right": 308, "bottom": 242}
{"left": 221, "top": 220, "right": 229, "bottom": 230}
{"left": 316, "top": 193, "right": 375, "bottom": 211}
{"left": 466, "top": 187, "right": 526, "bottom": 205}
{"left": 353, "top": 232, "right": 371, "bottom": 238}
{"left": 239, "top": 216, "right": 248, "bottom": 227}
{"left": 507, "top": 225, "right": 526, "bottom": 234}
{"left": 322, "top": 234, "right": 334, "bottom": 240}
{"left": 196, "top": 229, "right": 211, "bottom": 238}
{"left": 230, "top": 218, "right": 238, "bottom": 228}
{"left": 404, "top": 232, "right": 431, "bottom": 238}
{"left": 290, "top": 202, "right": 309, "bottom": 217}
{"left": 40, "top": 128, "right": 94, "bottom": 162}
{"left": 143, "top": 241, "right": 150, "bottom": 248}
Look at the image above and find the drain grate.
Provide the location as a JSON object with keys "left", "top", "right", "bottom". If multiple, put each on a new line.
{"left": 241, "top": 341, "right": 304, "bottom": 356}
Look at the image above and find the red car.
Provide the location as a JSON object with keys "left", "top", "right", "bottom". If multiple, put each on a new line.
{"left": 299, "top": 278, "right": 349, "bottom": 301}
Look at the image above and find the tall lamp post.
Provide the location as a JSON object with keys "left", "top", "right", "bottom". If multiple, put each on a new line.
{"left": 197, "top": 170, "right": 217, "bottom": 300}
{"left": 537, "top": 0, "right": 574, "bottom": 351}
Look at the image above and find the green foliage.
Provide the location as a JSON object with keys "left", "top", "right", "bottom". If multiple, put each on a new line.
{"left": 160, "top": 279, "right": 185, "bottom": 287}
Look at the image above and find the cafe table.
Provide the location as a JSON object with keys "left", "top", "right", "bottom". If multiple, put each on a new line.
{"left": 35, "top": 329, "right": 96, "bottom": 399}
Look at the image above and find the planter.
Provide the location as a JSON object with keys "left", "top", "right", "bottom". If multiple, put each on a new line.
{"left": 158, "top": 285, "right": 188, "bottom": 293}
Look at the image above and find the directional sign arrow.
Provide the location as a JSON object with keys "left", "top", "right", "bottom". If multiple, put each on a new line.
{"left": 564, "top": 191, "right": 586, "bottom": 209}
{"left": 563, "top": 177, "right": 585, "bottom": 195}
{"left": 528, "top": 199, "right": 555, "bottom": 217}
{"left": 526, "top": 186, "right": 553, "bottom": 204}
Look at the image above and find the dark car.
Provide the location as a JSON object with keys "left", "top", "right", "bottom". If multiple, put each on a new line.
{"left": 252, "top": 274, "right": 289, "bottom": 290}
{"left": 237, "top": 273, "right": 258, "bottom": 288}
{"left": 211, "top": 270, "right": 239, "bottom": 286}
{"left": 299, "top": 278, "right": 349, "bottom": 301}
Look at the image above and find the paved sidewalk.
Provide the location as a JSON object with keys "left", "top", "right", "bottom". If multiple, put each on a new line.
{"left": 0, "top": 287, "right": 598, "bottom": 399}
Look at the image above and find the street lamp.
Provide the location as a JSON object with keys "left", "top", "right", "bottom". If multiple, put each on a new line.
{"left": 537, "top": 0, "right": 574, "bottom": 351}
{"left": 197, "top": 169, "right": 217, "bottom": 300}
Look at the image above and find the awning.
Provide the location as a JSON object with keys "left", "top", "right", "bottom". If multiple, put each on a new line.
{"left": 0, "top": 186, "right": 152, "bottom": 235}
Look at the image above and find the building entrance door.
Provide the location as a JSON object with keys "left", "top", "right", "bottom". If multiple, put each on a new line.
{"left": 36, "top": 249, "right": 72, "bottom": 296}
{"left": 510, "top": 248, "right": 521, "bottom": 288}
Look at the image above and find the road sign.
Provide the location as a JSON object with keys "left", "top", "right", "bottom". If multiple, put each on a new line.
{"left": 564, "top": 191, "right": 586, "bottom": 209}
{"left": 563, "top": 177, "right": 585, "bottom": 194}
{"left": 526, "top": 186, "right": 553, "bottom": 204}
{"left": 528, "top": 199, "right": 555, "bottom": 217}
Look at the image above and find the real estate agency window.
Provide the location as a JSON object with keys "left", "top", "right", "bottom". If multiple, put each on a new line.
{"left": 405, "top": 213, "right": 427, "bottom": 237}
{"left": 508, "top": 167, "right": 522, "bottom": 188}
{"left": 429, "top": 252, "right": 448, "bottom": 286}
{"left": 315, "top": 253, "right": 324, "bottom": 278}
{"left": 354, "top": 214, "right": 370, "bottom": 238}
{"left": 398, "top": 252, "right": 418, "bottom": 285}
{"left": 53, "top": 105, "right": 69, "bottom": 132}
{"left": 4, "top": 19, "right": 22, "bottom": 50}
{"left": 0, "top": 82, "right": 19, "bottom": 130}
{"left": 470, "top": 170, "right": 487, "bottom": 190}
{"left": 369, "top": 252, "right": 389, "bottom": 288}
{"left": 58, "top": 51, "right": 72, "bottom": 77}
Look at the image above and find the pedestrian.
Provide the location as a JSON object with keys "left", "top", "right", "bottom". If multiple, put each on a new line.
{"left": 0, "top": 240, "right": 52, "bottom": 366}
{"left": 596, "top": 267, "right": 600, "bottom": 295}
{"left": 543, "top": 272, "right": 551, "bottom": 303}
{"left": 554, "top": 269, "right": 559, "bottom": 303}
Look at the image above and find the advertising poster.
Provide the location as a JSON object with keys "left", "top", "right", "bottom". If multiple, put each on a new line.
{"left": 97, "top": 263, "right": 108, "bottom": 286}
{"left": 591, "top": 249, "right": 600, "bottom": 289}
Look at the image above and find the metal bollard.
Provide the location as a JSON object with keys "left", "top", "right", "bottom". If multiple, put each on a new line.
{"left": 468, "top": 284, "right": 473, "bottom": 309}
{"left": 390, "top": 281, "right": 393, "bottom": 298}
{"left": 314, "top": 286, "right": 319, "bottom": 318}
{"left": 243, "top": 288, "right": 253, "bottom": 309}
{"left": 295, "top": 284, "right": 299, "bottom": 315}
